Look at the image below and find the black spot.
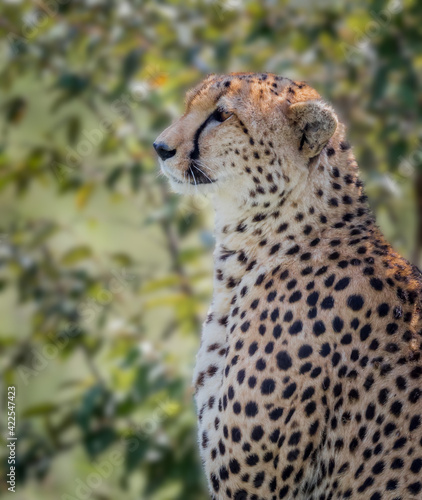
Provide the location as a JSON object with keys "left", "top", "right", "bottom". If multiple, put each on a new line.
{"left": 277, "top": 350, "right": 293, "bottom": 370}
{"left": 332, "top": 316, "right": 344, "bottom": 332}
{"left": 360, "top": 324, "right": 372, "bottom": 341}
{"left": 357, "top": 476, "right": 374, "bottom": 493}
{"left": 261, "top": 378, "right": 276, "bottom": 395}
{"left": 408, "top": 482, "right": 422, "bottom": 495}
{"left": 366, "top": 403, "right": 375, "bottom": 420}
{"left": 301, "top": 387, "right": 315, "bottom": 402}
{"left": 229, "top": 458, "right": 240, "bottom": 473}
{"left": 269, "top": 407, "right": 284, "bottom": 420}
{"left": 363, "top": 374, "right": 374, "bottom": 391}
{"left": 283, "top": 382, "right": 297, "bottom": 399}
{"left": 298, "top": 345, "right": 313, "bottom": 358}
{"left": 307, "top": 291, "right": 319, "bottom": 306}
{"left": 325, "top": 273, "right": 335, "bottom": 287}
{"left": 249, "top": 342, "right": 258, "bottom": 356}
{"left": 270, "top": 243, "right": 280, "bottom": 255}
{"left": 289, "top": 290, "right": 302, "bottom": 303}
{"left": 386, "top": 323, "right": 398, "bottom": 335}
{"left": 372, "top": 461, "right": 384, "bottom": 474}
{"left": 391, "top": 458, "right": 404, "bottom": 469}
{"left": 320, "top": 343, "right": 331, "bottom": 357}
{"left": 377, "top": 303, "right": 389, "bottom": 317}
{"left": 248, "top": 376, "right": 256, "bottom": 389}
{"left": 341, "top": 333, "right": 352, "bottom": 345}
{"left": 332, "top": 352, "right": 341, "bottom": 366}
{"left": 245, "top": 401, "right": 258, "bottom": 417}
{"left": 265, "top": 341, "right": 274, "bottom": 353}
{"left": 234, "top": 489, "right": 247, "bottom": 500}
{"left": 240, "top": 321, "right": 250, "bottom": 332}
{"left": 272, "top": 324, "right": 282, "bottom": 338}
{"left": 256, "top": 358, "right": 266, "bottom": 371}
{"left": 409, "top": 388, "right": 421, "bottom": 404}
{"left": 321, "top": 296, "right": 334, "bottom": 309}
{"left": 289, "top": 320, "right": 303, "bottom": 335}
{"left": 410, "top": 415, "right": 421, "bottom": 431}
{"left": 251, "top": 425, "right": 264, "bottom": 442}
{"left": 287, "top": 279, "right": 297, "bottom": 290}
{"left": 369, "top": 278, "right": 383, "bottom": 291}
{"left": 286, "top": 245, "right": 300, "bottom": 255}
{"left": 334, "top": 277, "right": 351, "bottom": 291}
{"left": 211, "top": 473, "right": 220, "bottom": 492}
{"left": 232, "top": 427, "right": 242, "bottom": 442}
{"left": 277, "top": 223, "right": 289, "bottom": 233}
{"left": 347, "top": 294, "right": 364, "bottom": 311}
{"left": 278, "top": 485, "right": 289, "bottom": 499}
{"left": 305, "top": 401, "right": 316, "bottom": 416}
{"left": 313, "top": 320, "right": 326, "bottom": 337}
{"left": 237, "top": 369, "right": 245, "bottom": 384}
{"left": 386, "top": 479, "right": 398, "bottom": 490}
{"left": 411, "top": 458, "right": 422, "bottom": 474}
{"left": 219, "top": 466, "right": 229, "bottom": 480}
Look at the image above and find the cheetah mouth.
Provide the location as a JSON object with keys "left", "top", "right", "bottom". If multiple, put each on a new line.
{"left": 161, "top": 162, "right": 216, "bottom": 186}
{"left": 187, "top": 162, "right": 216, "bottom": 185}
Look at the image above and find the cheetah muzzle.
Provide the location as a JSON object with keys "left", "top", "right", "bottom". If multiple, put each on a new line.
{"left": 154, "top": 73, "right": 422, "bottom": 500}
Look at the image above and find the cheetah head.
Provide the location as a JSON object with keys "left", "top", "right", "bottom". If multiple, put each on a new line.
{"left": 154, "top": 73, "right": 338, "bottom": 209}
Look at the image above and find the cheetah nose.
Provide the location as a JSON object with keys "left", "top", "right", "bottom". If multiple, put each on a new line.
{"left": 153, "top": 141, "right": 177, "bottom": 161}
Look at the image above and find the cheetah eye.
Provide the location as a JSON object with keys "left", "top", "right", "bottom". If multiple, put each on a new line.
{"left": 212, "top": 107, "right": 233, "bottom": 123}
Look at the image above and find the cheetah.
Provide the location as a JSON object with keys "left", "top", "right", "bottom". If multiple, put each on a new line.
{"left": 153, "top": 73, "right": 422, "bottom": 500}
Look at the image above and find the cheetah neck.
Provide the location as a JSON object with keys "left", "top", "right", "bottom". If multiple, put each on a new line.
{"left": 212, "top": 144, "right": 375, "bottom": 267}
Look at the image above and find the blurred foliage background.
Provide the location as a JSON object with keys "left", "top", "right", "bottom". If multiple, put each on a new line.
{"left": 0, "top": 0, "right": 421, "bottom": 499}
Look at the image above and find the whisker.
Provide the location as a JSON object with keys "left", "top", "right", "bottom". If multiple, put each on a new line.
{"left": 189, "top": 164, "right": 198, "bottom": 192}
{"left": 195, "top": 158, "right": 218, "bottom": 171}
{"left": 192, "top": 161, "right": 213, "bottom": 183}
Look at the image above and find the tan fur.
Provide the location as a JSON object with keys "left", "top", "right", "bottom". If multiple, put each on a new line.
{"left": 154, "top": 73, "right": 422, "bottom": 500}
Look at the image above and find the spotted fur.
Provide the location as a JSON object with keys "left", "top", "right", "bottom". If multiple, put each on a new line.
{"left": 154, "top": 73, "right": 422, "bottom": 500}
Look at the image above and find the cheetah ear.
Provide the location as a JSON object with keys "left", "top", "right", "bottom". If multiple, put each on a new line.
{"left": 286, "top": 100, "right": 337, "bottom": 157}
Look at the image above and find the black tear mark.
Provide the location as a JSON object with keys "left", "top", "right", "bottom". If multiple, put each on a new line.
{"left": 190, "top": 110, "right": 223, "bottom": 160}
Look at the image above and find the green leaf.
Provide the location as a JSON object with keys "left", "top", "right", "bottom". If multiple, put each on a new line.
{"left": 105, "top": 166, "right": 125, "bottom": 190}
{"left": 23, "top": 403, "right": 58, "bottom": 417}
{"left": 4, "top": 97, "right": 27, "bottom": 124}
{"left": 124, "top": 433, "right": 150, "bottom": 473}
{"left": 122, "top": 49, "right": 144, "bottom": 81}
{"left": 84, "top": 427, "right": 117, "bottom": 457}
{"left": 61, "top": 246, "right": 93, "bottom": 265}
{"left": 67, "top": 116, "right": 81, "bottom": 145}
{"left": 177, "top": 247, "right": 205, "bottom": 264}
{"left": 110, "top": 252, "right": 134, "bottom": 267}
{"left": 130, "top": 163, "right": 142, "bottom": 192}
{"left": 142, "top": 275, "right": 181, "bottom": 293}
{"left": 55, "top": 73, "right": 90, "bottom": 96}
